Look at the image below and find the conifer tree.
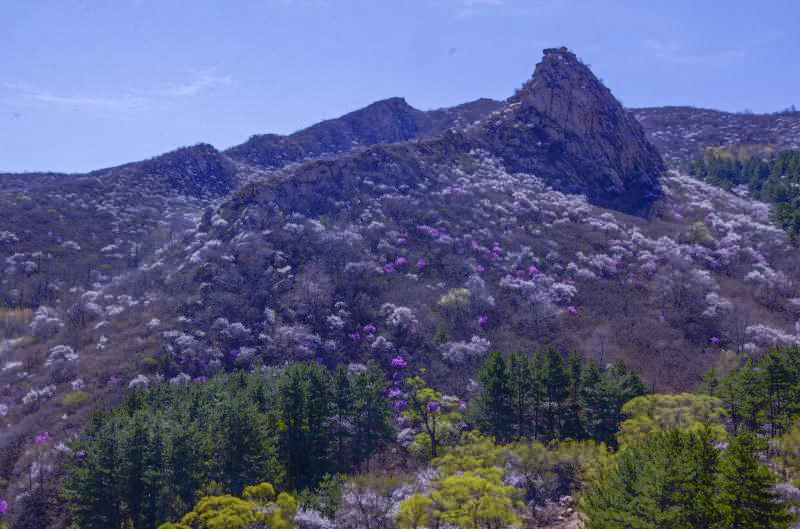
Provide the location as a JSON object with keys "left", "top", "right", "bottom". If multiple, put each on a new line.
{"left": 561, "top": 352, "right": 585, "bottom": 439}
{"left": 508, "top": 351, "right": 534, "bottom": 439}
{"left": 715, "top": 433, "right": 791, "bottom": 529}
{"left": 541, "top": 348, "right": 568, "bottom": 439}
{"left": 475, "top": 351, "right": 513, "bottom": 442}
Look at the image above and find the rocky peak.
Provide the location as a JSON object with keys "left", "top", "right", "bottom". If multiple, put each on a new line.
{"left": 130, "top": 143, "right": 238, "bottom": 197}
{"left": 482, "top": 47, "right": 665, "bottom": 214}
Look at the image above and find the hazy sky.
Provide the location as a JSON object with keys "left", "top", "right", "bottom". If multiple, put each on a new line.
{"left": 2, "top": 0, "right": 798, "bottom": 173}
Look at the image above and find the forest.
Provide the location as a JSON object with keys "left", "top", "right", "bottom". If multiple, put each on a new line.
{"left": 690, "top": 149, "right": 800, "bottom": 238}
{"left": 5, "top": 346, "right": 798, "bottom": 529}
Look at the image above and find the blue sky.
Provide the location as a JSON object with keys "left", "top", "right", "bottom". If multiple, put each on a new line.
{"left": 2, "top": 0, "right": 798, "bottom": 173}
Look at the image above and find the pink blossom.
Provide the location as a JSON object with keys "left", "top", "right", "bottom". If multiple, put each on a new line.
{"left": 396, "top": 237, "right": 407, "bottom": 245}
{"left": 477, "top": 315, "right": 488, "bottom": 326}
{"left": 391, "top": 356, "right": 407, "bottom": 368}
{"left": 566, "top": 306, "right": 578, "bottom": 315}
{"left": 382, "top": 263, "right": 395, "bottom": 273}
{"left": 710, "top": 336, "right": 721, "bottom": 345}
{"left": 528, "top": 265, "right": 539, "bottom": 276}
{"left": 394, "top": 256, "right": 406, "bottom": 267}
{"left": 459, "top": 400, "right": 467, "bottom": 408}
{"left": 35, "top": 431, "right": 49, "bottom": 444}
{"left": 363, "top": 323, "right": 377, "bottom": 334}
{"left": 349, "top": 332, "right": 361, "bottom": 342}
{"left": 107, "top": 376, "right": 118, "bottom": 386}
{"left": 427, "top": 400, "right": 440, "bottom": 412}
{"left": 75, "top": 450, "right": 87, "bottom": 459}
{"left": 475, "top": 264, "right": 484, "bottom": 273}
{"left": 416, "top": 258, "right": 426, "bottom": 270}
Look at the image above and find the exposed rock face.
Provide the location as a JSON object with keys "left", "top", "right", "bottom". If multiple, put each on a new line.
{"left": 225, "top": 97, "right": 502, "bottom": 168}
{"left": 228, "top": 47, "right": 666, "bottom": 219}
{"left": 126, "top": 143, "right": 238, "bottom": 197}
{"left": 481, "top": 47, "right": 664, "bottom": 214}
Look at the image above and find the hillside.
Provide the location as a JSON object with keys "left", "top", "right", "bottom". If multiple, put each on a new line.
{"left": 0, "top": 47, "right": 799, "bottom": 528}
{"left": 633, "top": 106, "right": 800, "bottom": 162}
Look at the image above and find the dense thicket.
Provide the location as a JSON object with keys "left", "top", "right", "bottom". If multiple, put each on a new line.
{"left": 471, "top": 350, "right": 646, "bottom": 446}
{"left": 690, "top": 149, "right": 800, "bottom": 237}
{"left": 582, "top": 429, "right": 791, "bottom": 529}
{"left": 703, "top": 346, "right": 800, "bottom": 438}
{"left": 62, "top": 363, "right": 393, "bottom": 529}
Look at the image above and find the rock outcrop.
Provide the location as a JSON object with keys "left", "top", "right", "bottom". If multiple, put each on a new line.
{"left": 481, "top": 47, "right": 664, "bottom": 214}
{"left": 226, "top": 47, "right": 666, "bottom": 219}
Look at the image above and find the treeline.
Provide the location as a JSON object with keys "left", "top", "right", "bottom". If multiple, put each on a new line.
{"left": 471, "top": 350, "right": 646, "bottom": 446}
{"left": 703, "top": 346, "right": 800, "bottom": 438}
{"left": 63, "top": 363, "right": 393, "bottom": 529}
{"left": 689, "top": 149, "right": 800, "bottom": 237}
{"left": 583, "top": 429, "right": 791, "bottom": 529}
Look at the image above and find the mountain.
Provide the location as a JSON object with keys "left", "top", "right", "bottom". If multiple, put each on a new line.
{"left": 225, "top": 97, "right": 502, "bottom": 168}
{"left": 481, "top": 47, "right": 664, "bottom": 213}
{"left": 1, "top": 46, "right": 800, "bottom": 528}
{"left": 633, "top": 106, "right": 800, "bottom": 162}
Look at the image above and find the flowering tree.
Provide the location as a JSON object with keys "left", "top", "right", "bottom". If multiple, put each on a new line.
{"left": 402, "top": 376, "right": 463, "bottom": 458}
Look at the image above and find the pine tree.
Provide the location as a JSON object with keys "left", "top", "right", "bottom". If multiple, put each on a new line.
{"left": 507, "top": 351, "right": 534, "bottom": 439}
{"left": 715, "top": 433, "right": 791, "bottom": 529}
{"left": 332, "top": 365, "right": 354, "bottom": 469}
{"left": 561, "top": 352, "right": 585, "bottom": 439}
{"left": 582, "top": 429, "right": 719, "bottom": 529}
{"left": 579, "top": 360, "right": 606, "bottom": 442}
{"left": 541, "top": 347, "right": 568, "bottom": 439}
{"left": 351, "top": 361, "right": 393, "bottom": 468}
{"left": 475, "top": 351, "right": 513, "bottom": 442}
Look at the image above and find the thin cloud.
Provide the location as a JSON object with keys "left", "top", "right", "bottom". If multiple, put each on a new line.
{"left": 142, "top": 70, "right": 233, "bottom": 98}
{"left": 4, "top": 70, "right": 233, "bottom": 111}
{"left": 27, "top": 92, "right": 145, "bottom": 110}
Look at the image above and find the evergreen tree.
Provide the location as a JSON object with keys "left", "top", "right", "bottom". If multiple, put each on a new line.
{"left": 332, "top": 365, "right": 354, "bottom": 469}
{"left": 541, "top": 348, "right": 568, "bottom": 439}
{"left": 507, "top": 351, "right": 534, "bottom": 439}
{"left": 561, "top": 352, "right": 585, "bottom": 439}
{"left": 475, "top": 351, "right": 513, "bottom": 442}
{"left": 582, "top": 429, "right": 719, "bottom": 529}
{"left": 579, "top": 360, "right": 607, "bottom": 442}
{"left": 715, "top": 433, "right": 791, "bottom": 529}
{"left": 350, "top": 362, "right": 393, "bottom": 468}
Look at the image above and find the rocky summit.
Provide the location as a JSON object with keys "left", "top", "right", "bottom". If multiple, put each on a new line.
{"left": 223, "top": 47, "right": 666, "bottom": 221}
{"left": 482, "top": 47, "right": 665, "bottom": 214}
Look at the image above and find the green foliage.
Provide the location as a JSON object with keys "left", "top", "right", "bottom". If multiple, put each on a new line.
{"left": 715, "top": 433, "right": 791, "bottom": 529}
{"left": 403, "top": 376, "right": 463, "bottom": 458}
{"left": 398, "top": 432, "right": 524, "bottom": 529}
{"left": 473, "top": 351, "right": 513, "bottom": 442}
{"left": 60, "top": 390, "right": 89, "bottom": 411}
{"left": 395, "top": 493, "right": 433, "bottom": 529}
{"left": 430, "top": 471, "right": 522, "bottom": 529}
{"left": 582, "top": 428, "right": 720, "bottom": 529}
{"left": 717, "top": 347, "right": 800, "bottom": 436}
{"left": 691, "top": 149, "right": 800, "bottom": 237}
{"left": 583, "top": 428, "right": 791, "bottom": 529}
{"left": 63, "top": 366, "right": 393, "bottom": 529}
{"left": 157, "top": 481, "right": 297, "bottom": 529}
{"left": 472, "top": 351, "right": 645, "bottom": 445}
{"left": 618, "top": 393, "right": 727, "bottom": 446}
